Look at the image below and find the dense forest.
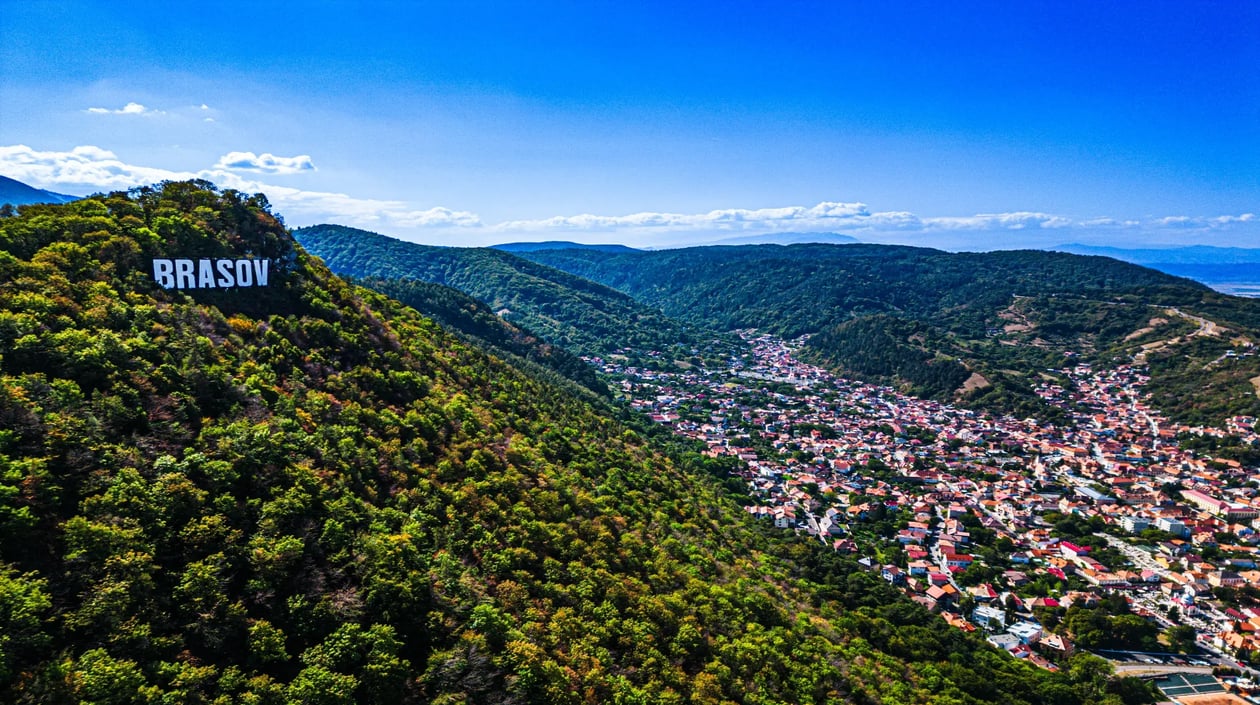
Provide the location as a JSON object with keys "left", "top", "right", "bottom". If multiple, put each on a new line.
{"left": 0, "top": 182, "right": 1157, "bottom": 703}
{"left": 295, "top": 224, "right": 702, "bottom": 357}
{"left": 800, "top": 315, "right": 972, "bottom": 400}
{"left": 521, "top": 244, "right": 1260, "bottom": 424}
{"left": 517, "top": 245, "right": 1206, "bottom": 335}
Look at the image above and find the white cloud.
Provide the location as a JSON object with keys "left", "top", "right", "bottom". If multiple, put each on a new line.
{"left": 1089, "top": 217, "right": 1144, "bottom": 228}
{"left": 215, "top": 151, "right": 315, "bottom": 175}
{"left": 0, "top": 144, "right": 192, "bottom": 190}
{"left": 1155, "top": 213, "right": 1256, "bottom": 229}
{"left": 0, "top": 144, "right": 479, "bottom": 229}
{"left": 496, "top": 202, "right": 1260, "bottom": 244}
{"left": 921, "top": 212, "right": 1074, "bottom": 231}
{"left": 497, "top": 201, "right": 879, "bottom": 232}
{"left": 858, "top": 211, "right": 924, "bottom": 230}
{"left": 497, "top": 203, "right": 1084, "bottom": 235}
{"left": 1, "top": 143, "right": 1254, "bottom": 245}
{"left": 86, "top": 102, "right": 163, "bottom": 116}
{"left": 257, "top": 184, "right": 480, "bottom": 227}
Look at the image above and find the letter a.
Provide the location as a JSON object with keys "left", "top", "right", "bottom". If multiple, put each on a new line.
{"left": 198, "top": 259, "right": 216, "bottom": 288}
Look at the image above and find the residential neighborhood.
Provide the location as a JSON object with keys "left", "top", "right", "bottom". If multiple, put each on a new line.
{"left": 591, "top": 332, "right": 1260, "bottom": 689}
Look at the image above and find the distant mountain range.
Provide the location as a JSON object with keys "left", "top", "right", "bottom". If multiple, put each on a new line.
{"left": 0, "top": 175, "right": 79, "bottom": 206}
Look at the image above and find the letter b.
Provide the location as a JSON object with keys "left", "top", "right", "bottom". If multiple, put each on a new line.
{"left": 152, "top": 259, "right": 175, "bottom": 288}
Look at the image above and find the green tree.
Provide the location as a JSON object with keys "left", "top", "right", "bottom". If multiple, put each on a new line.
{"left": 0, "top": 566, "right": 50, "bottom": 684}
{"left": 1164, "top": 625, "right": 1197, "bottom": 654}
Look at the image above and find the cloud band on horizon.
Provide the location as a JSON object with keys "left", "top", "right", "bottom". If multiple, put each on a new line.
{"left": 0, "top": 144, "right": 1255, "bottom": 244}
{"left": 0, "top": 144, "right": 480, "bottom": 229}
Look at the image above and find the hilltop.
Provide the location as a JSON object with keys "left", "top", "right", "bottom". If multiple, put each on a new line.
{"left": 0, "top": 181, "right": 1159, "bottom": 704}
{"left": 519, "top": 244, "right": 1260, "bottom": 424}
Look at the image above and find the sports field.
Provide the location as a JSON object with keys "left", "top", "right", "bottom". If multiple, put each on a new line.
{"left": 1155, "top": 672, "right": 1226, "bottom": 699}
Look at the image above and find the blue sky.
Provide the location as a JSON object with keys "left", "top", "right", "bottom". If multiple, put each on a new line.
{"left": 1, "top": 1, "right": 1257, "bottom": 248}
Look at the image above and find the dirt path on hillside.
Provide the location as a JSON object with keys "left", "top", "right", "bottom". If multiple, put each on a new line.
{"left": 1134, "top": 308, "right": 1224, "bottom": 363}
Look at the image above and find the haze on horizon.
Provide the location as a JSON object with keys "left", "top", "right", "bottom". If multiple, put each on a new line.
{"left": 1, "top": 1, "right": 1256, "bottom": 250}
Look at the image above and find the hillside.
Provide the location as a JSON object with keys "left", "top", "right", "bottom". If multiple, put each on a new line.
{"left": 0, "top": 182, "right": 1157, "bottom": 704}
{"left": 294, "top": 224, "right": 702, "bottom": 358}
{"left": 520, "top": 244, "right": 1260, "bottom": 424}
{"left": 0, "top": 175, "right": 79, "bottom": 208}
{"left": 351, "top": 276, "right": 607, "bottom": 396}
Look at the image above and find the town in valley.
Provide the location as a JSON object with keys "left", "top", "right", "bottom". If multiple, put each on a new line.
{"left": 591, "top": 331, "right": 1260, "bottom": 693}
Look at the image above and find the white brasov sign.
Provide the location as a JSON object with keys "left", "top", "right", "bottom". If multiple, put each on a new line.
{"left": 152, "top": 258, "right": 270, "bottom": 289}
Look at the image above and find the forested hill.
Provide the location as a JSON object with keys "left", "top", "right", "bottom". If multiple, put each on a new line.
{"left": 0, "top": 181, "right": 1158, "bottom": 703}
{"left": 521, "top": 244, "right": 1260, "bottom": 424}
{"left": 294, "top": 223, "right": 701, "bottom": 356}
